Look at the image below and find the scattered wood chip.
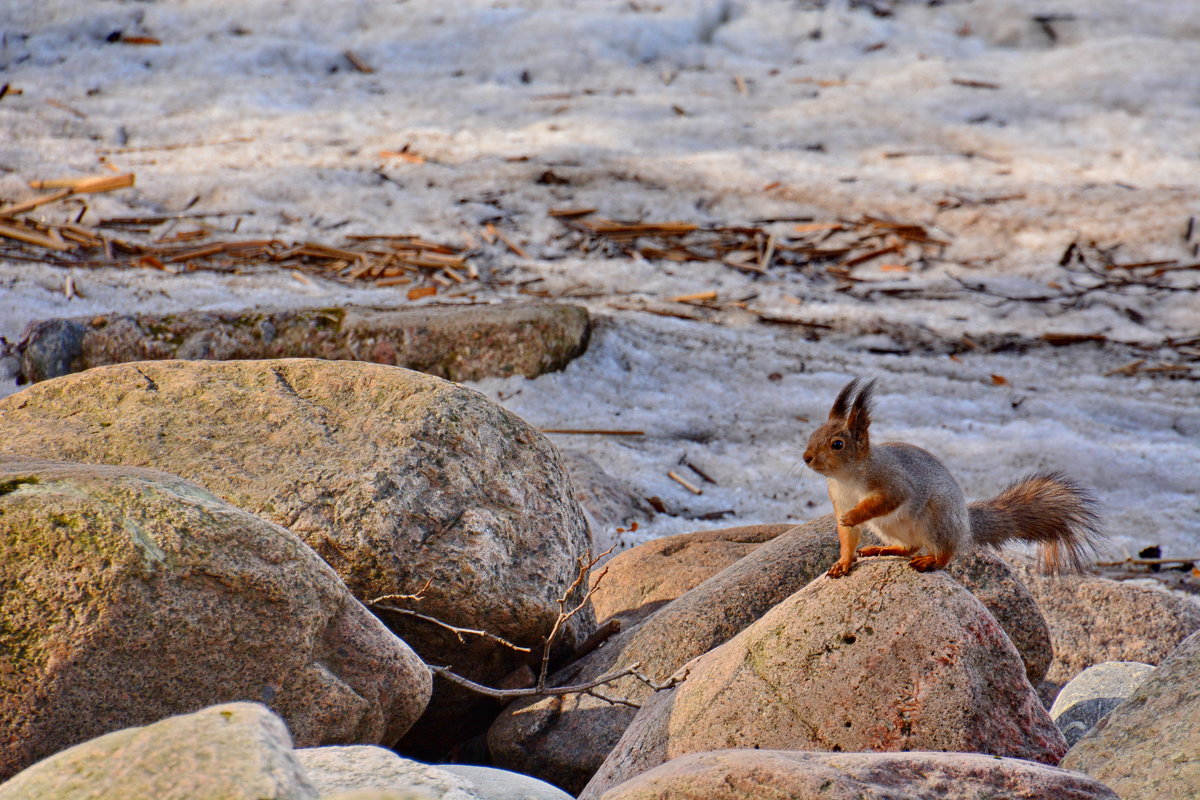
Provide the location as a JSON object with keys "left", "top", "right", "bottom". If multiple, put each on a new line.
{"left": 379, "top": 149, "right": 425, "bottom": 164}
{"left": 407, "top": 285, "right": 437, "bottom": 300}
{"left": 1104, "top": 359, "right": 1146, "bottom": 377}
{"left": 668, "top": 290, "right": 718, "bottom": 304}
{"left": 1041, "top": 332, "right": 1107, "bottom": 346}
{"left": 46, "top": 99, "right": 87, "bottom": 118}
{"left": 494, "top": 228, "right": 531, "bottom": 260}
{"left": 952, "top": 78, "right": 1001, "bottom": 90}
{"left": 119, "top": 35, "right": 162, "bottom": 45}
{"left": 0, "top": 222, "right": 73, "bottom": 251}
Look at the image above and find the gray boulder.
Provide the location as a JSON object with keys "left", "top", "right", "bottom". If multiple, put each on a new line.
{"left": 0, "top": 359, "right": 595, "bottom": 751}
{"left": 441, "top": 765, "right": 573, "bottom": 800}
{"left": 0, "top": 457, "right": 429, "bottom": 781}
{"left": 595, "top": 749, "right": 1120, "bottom": 800}
{"left": 1061, "top": 630, "right": 1200, "bottom": 799}
{"left": 1050, "top": 661, "right": 1155, "bottom": 746}
{"left": 295, "top": 746, "right": 474, "bottom": 799}
{"left": 293, "top": 748, "right": 571, "bottom": 800}
{"left": 0, "top": 702, "right": 316, "bottom": 800}
{"left": 1007, "top": 554, "right": 1200, "bottom": 699}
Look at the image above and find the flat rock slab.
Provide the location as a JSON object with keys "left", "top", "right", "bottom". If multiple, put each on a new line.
{"left": 0, "top": 702, "right": 317, "bottom": 800}
{"left": 1061, "top": 630, "right": 1200, "bottom": 799}
{"left": 15, "top": 303, "right": 589, "bottom": 383}
{"left": 596, "top": 750, "right": 1120, "bottom": 800}
{"left": 0, "top": 457, "right": 430, "bottom": 780}
{"left": 582, "top": 559, "right": 1065, "bottom": 799}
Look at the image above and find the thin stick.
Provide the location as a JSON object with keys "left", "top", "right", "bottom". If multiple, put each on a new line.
{"left": 495, "top": 229, "right": 531, "bottom": 260}
{"left": 540, "top": 429, "right": 645, "bottom": 436}
{"left": 667, "top": 470, "right": 703, "bottom": 495}
{"left": 344, "top": 50, "right": 375, "bottom": 74}
{"left": 1096, "top": 557, "right": 1200, "bottom": 567}
{"left": 668, "top": 291, "right": 718, "bottom": 304}
{"left": 0, "top": 188, "right": 73, "bottom": 216}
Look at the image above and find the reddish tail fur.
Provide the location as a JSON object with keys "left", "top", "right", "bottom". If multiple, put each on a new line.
{"left": 968, "top": 471, "right": 1102, "bottom": 574}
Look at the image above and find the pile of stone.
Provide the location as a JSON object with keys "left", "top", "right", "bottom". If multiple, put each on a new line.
{"left": 0, "top": 354, "right": 1197, "bottom": 800}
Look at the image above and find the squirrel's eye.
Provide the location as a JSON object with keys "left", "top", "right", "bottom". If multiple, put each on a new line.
{"left": 831, "top": 439, "right": 844, "bottom": 450}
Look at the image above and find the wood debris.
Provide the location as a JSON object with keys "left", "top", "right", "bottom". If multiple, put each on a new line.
{"left": 553, "top": 211, "right": 947, "bottom": 280}
{"left": 0, "top": 182, "right": 479, "bottom": 299}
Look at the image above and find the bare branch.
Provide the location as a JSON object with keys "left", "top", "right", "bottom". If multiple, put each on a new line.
{"left": 429, "top": 658, "right": 686, "bottom": 707}
{"left": 371, "top": 602, "right": 532, "bottom": 653}
{"left": 538, "top": 545, "right": 616, "bottom": 691}
{"left": 368, "top": 577, "right": 433, "bottom": 605}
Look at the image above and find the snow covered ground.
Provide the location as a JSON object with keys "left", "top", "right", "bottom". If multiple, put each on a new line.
{"left": 1, "top": 0, "right": 1197, "bottom": 559}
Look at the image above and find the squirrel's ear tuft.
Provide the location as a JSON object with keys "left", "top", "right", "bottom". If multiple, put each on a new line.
{"left": 847, "top": 379, "right": 877, "bottom": 433}
{"left": 829, "top": 378, "right": 861, "bottom": 420}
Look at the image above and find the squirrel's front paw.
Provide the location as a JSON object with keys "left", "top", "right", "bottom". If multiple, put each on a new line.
{"left": 838, "top": 513, "right": 858, "bottom": 528}
{"left": 826, "top": 558, "right": 854, "bottom": 578}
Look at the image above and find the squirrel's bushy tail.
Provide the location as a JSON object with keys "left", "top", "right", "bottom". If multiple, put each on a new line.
{"left": 968, "top": 471, "right": 1102, "bottom": 574}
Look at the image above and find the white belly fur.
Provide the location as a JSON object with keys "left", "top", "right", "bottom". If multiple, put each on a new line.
{"left": 828, "top": 478, "right": 931, "bottom": 551}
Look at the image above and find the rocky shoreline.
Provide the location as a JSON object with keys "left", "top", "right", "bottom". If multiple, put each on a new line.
{"left": 1, "top": 355, "right": 1197, "bottom": 799}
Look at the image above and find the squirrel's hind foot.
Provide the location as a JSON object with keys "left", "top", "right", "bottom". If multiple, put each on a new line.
{"left": 908, "top": 552, "right": 953, "bottom": 572}
{"left": 826, "top": 558, "right": 856, "bottom": 578}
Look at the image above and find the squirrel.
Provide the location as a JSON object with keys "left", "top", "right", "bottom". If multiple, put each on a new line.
{"left": 803, "top": 377, "right": 1102, "bottom": 578}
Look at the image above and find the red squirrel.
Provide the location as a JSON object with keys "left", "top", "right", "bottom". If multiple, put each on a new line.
{"left": 803, "top": 378, "right": 1102, "bottom": 578}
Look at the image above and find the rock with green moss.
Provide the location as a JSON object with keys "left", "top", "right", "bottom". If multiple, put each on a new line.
{"left": 15, "top": 303, "right": 590, "bottom": 384}
{"left": 0, "top": 702, "right": 316, "bottom": 800}
{"left": 0, "top": 359, "right": 593, "bottom": 753}
{"left": 0, "top": 458, "right": 431, "bottom": 781}
{"left": 580, "top": 559, "right": 1066, "bottom": 800}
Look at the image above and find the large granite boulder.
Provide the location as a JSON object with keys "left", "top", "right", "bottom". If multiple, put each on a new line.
{"left": 0, "top": 702, "right": 316, "bottom": 800}
{"left": 294, "top": 746, "right": 475, "bottom": 799}
{"left": 1060, "top": 630, "right": 1200, "bottom": 799}
{"left": 594, "top": 750, "right": 1120, "bottom": 800}
{"left": 582, "top": 559, "right": 1065, "bottom": 799}
{"left": 588, "top": 524, "right": 793, "bottom": 626}
{"left": 489, "top": 518, "right": 838, "bottom": 793}
{"left": 0, "top": 458, "right": 430, "bottom": 781}
{"left": 15, "top": 303, "right": 590, "bottom": 383}
{"left": 295, "top": 747, "right": 573, "bottom": 800}
{"left": 490, "top": 517, "right": 1051, "bottom": 793}
{"left": 0, "top": 359, "right": 594, "bottom": 743}
{"left": 1007, "top": 555, "right": 1200, "bottom": 696}
{"left": 590, "top": 525, "right": 1051, "bottom": 682}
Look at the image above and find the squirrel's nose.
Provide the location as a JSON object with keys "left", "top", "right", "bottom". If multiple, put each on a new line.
{"left": 803, "top": 453, "right": 813, "bottom": 464}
